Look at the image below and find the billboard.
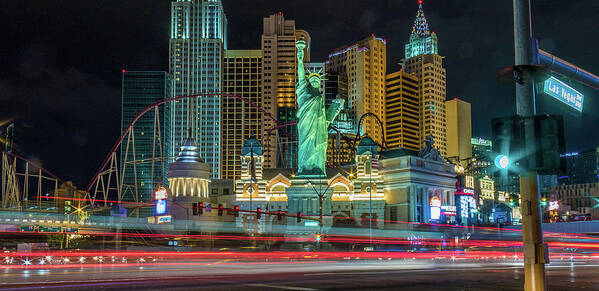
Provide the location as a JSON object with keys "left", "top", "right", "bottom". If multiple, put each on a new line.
{"left": 156, "top": 199, "right": 167, "bottom": 215}
{"left": 543, "top": 76, "right": 583, "bottom": 112}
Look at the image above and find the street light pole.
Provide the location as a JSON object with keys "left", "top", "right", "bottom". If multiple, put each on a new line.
{"left": 369, "top": 155, "right": 373, "bottom": 250}
{"left": 514, "top": 1, "right": 546, "bottom": 290}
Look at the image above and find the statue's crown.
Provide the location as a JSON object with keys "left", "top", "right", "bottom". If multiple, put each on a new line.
{"left": 306, "top": 67, "right": 327, "bottom": 81}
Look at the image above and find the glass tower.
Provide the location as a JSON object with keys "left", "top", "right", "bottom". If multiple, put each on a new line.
{"left": 169, "top": 0, "right": 228, "bottom": 179}
{"left": 120, "top": 71, "right": 173, "bottom": 204}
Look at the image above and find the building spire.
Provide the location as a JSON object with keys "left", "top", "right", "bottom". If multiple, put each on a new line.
{"left": 405, "top": 0, "right": 438, "bottom": 59}
{"left": 411, "top": 0, "right": 431, "bottom": 37}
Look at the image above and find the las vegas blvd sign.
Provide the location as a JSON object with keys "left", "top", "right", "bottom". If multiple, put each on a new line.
{"left": 543, "top": 76, "right": 584, "bottom": 112}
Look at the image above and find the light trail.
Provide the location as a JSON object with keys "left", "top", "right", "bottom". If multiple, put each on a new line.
{"left": 2, "top": 230, "right": 599, "bottom": 251}
{"left": 1, "top": 250, "right": 599, "bottom": 268}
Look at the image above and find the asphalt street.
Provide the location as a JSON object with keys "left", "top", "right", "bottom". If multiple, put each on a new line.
{"left": 1, "top": 260, "right": 597, "bottom": 290}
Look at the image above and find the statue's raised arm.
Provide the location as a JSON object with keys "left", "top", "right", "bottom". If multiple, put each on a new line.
{"left": 296, "top": 40, "right": 306, "bottom": 84}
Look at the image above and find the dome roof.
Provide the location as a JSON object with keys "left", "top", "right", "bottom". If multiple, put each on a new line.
{"left": 167, "top": 137, "right": 210, "bottom": 179}
{"left": 242, "top": 136, "right": 263, "bottom": 156}
{"left": 175, "top": 137, "right": 203, "bottom": 163}
{"left": 357, "top": 134, "right": 378, "bottom": 155}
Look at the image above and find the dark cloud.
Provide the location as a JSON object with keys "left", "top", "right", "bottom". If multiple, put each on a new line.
{"left": 0, "top": 0, "right": 598, "bottom": 186}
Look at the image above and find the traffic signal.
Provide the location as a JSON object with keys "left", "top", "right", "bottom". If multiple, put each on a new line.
{"left": 492, "top": 115, "right": 564, "bottom": 174}
{"left": 492, "top": 116, "right": 525, "bottom": 172}
{"left": 192, "top": 203, "right": 198, "bottom": 215}
{"left": 218, "top": 204, "right": 224, "bottom": 216}
{"left": 534, "top": 115, "right": 564, "bottom": 173}
{"left": 256, "top": 208, "right": 262, "bottom": 220}
{"left": 297, "top": 212, "right": 302, "bottom": 223}
{"left": 234, "top": 205, "right": 240, "bottom": 217}
{"left": 198, "top": 202, "right": 204, "bottom": 215}
{"left": 540, "top": 195, "right": 548, "bottom": 207}
{"left": 494, "top": 155, "right": 510, "bottom": 170}
{"left": 277, "top": 210, "right": 283, "bottom": 221}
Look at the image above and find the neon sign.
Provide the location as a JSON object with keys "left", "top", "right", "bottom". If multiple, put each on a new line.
{"left": 156, "top": 199, "right": 167, "bottom": 215}
{"left": 155, "top": 187, "right": 168, "bottom": 200}
{"left": 156, "top": 215, "right": 171, "bottom": 224}
{"left": 549, "top": 201, "right": 559, "bottom": 211}
{"left": 430, "top": 207, "right": 441, "bottom": 220}
{"left": 543, "top": 76, "right": 583, "bottom": 112}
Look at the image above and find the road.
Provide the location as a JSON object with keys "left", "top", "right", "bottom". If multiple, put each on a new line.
{"left": 1, "top": 259, "right": 598, "bottom": 290}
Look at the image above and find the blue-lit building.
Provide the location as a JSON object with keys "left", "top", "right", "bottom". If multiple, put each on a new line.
{"left": 169, "top": 0, "right": 228, "bottom": 179}
{"left": 120, "top": 71, "right": 173, "bottom": 204}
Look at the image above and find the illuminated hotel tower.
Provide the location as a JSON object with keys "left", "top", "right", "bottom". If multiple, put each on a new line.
{"left": 327, "top": 35, "right": 387, "bottom": 145}
{"left": 260, "top": 13, "right": 310, "bottom": 168}
{"left": 169, "top": 0, "right": 227, "bottom": 178}
{"left": 403, "top": 0, "right": 448, "bottom": 156}
{"left": 221, "top": 50, "right": 263, "bottom": 180}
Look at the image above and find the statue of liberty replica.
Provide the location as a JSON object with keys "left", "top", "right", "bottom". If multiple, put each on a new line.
{"left": 295, "top": 40, "right": 344, "bottom": 178}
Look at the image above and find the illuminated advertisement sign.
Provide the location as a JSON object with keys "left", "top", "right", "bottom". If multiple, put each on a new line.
{"left": 429, "top": 196, "right": 442, "bottom": 220}
{"left": 430, "top": 207, "right": 441, "bottom": 220}
{"left": 459, "top": 196, "right": 476, "bottom": 219}
{"left": 441, "top": 205, "right": 457, "bottom": 216}
{"left": 471, "top": 138, "right": 492, "bottom": 147}
{"left": 549, "top": 201, "right": 559, "bottom": 211}
{"left": 155, "top": 187, "right": 168, "bottom": 200}
{"left": 156, "top": 215, "right": 172, "bottom": 224}
{"left": 304, "top": 221, "right": 319, "bottom": 227}
{"left": 155, "top": 199, "right": 167, "bottom": 215}
{"left": 543, "top": 76, "right": 583, "bottom": 112}
{"left": 456, "top": 188, "right": 475, "bottom": 195}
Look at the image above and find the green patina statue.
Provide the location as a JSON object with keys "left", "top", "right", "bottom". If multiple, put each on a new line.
{"left": 295, "top": 40, "right": 344, "bottom": 177}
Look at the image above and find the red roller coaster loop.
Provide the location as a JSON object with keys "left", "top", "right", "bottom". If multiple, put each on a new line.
{"left": 85, "top": 92, "right": 279, "bottom": 194}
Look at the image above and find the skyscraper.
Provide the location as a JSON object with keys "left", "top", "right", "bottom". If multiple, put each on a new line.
{"left": 471, "top": 137, "right": 494, "bottom": 178}
{"left": 325, "top": 72, "right": 354, "bottom": 167}
{"left": 261, "top": 12, "right": 310, "bottom": 169}
{"left": 562, "top": 148, "right": 599, "bottom": 184}
{"left": 120, "top": 71, "right": 173, "bottom": 203}
{"left": 403, "top": 1, "right": 447, "bottom": 156}
{"left": 384, "top": 69, "right": 420, "bottom": 151}
{"left": 445, "top": 98, "right": 472, "bottom": 161}
{"left": 169, "top": 0, "right": 228, "bottom": 179}
{"left": 221, "top": 49, "right": 263, "bottom": 180}
{"left": 327, "top": 35, "right": 387, "bottom": 144}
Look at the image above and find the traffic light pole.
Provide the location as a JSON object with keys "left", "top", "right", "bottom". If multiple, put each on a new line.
{"left": 514, "top": 0, "right": 546, "bottom": 290}
{"left": 512, "top": 1, "right": 599, "bottom": 288}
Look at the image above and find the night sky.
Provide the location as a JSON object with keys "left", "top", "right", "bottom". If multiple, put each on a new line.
{"left": 1, "top": 0, "right": 598, "bottom": 187}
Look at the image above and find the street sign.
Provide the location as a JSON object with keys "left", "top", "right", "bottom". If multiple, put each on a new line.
{"left": 543, "top": 76, "right": 583, "bottom": 112}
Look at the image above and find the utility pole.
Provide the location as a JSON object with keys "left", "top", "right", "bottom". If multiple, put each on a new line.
{"left": 510, "top": 1, "right": 599, "bottom": 289}
{"left": 513, "top": 1, "right": 546, "bottom": 290}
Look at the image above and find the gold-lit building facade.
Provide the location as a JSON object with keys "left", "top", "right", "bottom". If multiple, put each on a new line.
{"left": 403, "top": 2, "right": 447, "bottom": 156}
{"left": 221, "top": 49, "right": 263, "bottom": 180}
{"left": 445, "top": 98, "right": 472, "bottom": 162}
{"left": 261, "top": 13, "right": 310, "bottom": 168}
{"left": 384, "top": 70, "right": 420, "bottom": 151}
{"left": 326, "top": 35, "right": 387, "bottom": 145}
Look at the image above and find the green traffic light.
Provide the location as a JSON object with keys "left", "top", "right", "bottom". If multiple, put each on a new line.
{"left": 494, "top": 155, "right": 510, "bottom": 169}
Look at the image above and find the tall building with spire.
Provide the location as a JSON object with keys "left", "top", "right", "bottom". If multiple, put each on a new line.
{"left": 168, "top": 0, "right": 228, "bottom": 179}
{"left": 405, "top": 0, "right": 438, "bottom": 59}
{"left": 403, "top": 0, "right": 447, "bottom": 157}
